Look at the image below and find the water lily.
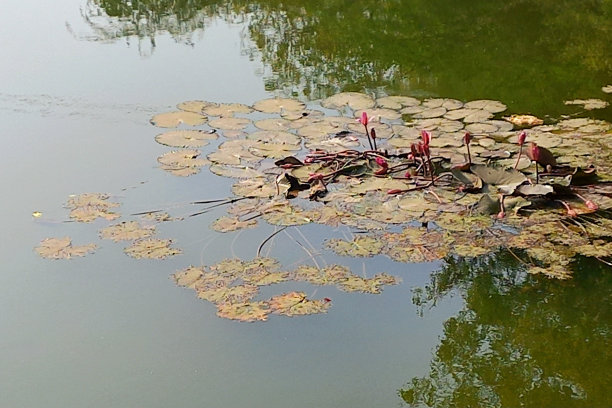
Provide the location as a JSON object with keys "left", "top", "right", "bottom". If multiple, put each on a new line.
{"left": 421, "top": 129, "right": 431, "bottom": 146}
{"left": 514, "top": 130, "right": 527, "bottom": 169}
{"left": 463, "top": 131, "right": 472, "bottom": 166}
{"left": 359, "top": 111, "right": 374, "bottom": 150}
{"left": 370, "top": 128, "right": 378, "bottom": 151}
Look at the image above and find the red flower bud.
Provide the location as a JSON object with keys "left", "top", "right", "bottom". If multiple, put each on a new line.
{"left": 518, "top": 130, "right": 527, "bottom": 146}
{"left": 420, "top": 129, "right": 432, "bottom": 146}
{"left": 375, "top": 156, "right": 388, "bottom": 168}
{"left": 529, "top": 142, "right": 541, "bottom": 162}
{"left": 370, "top": 128, "right": 377, "bottom": 139}
{"left": 463, "top": 131, "right": 472, "bottom": 145}
{"left": 387, "top": 189, "right": 404, "bottom": 195}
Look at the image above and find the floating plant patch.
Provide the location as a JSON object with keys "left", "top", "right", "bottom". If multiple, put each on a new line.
{"left": 35, "top": 237, "right": 96, "bottom": 260}
{"left": 35, "top": 90, "right": 612, "bottom": 322}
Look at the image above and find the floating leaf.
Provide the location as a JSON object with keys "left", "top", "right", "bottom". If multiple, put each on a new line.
{"left": 177, "top": 100, "right": 214, "bottom": 113}
{"left": 325, "top": 236, "right": 385, "bottom": 257}
{"left": 150, "top": 111, "right": 207, "bottom": 128}
{"left": 202, "top": 102, "right": 252, "bottom": 117}
{"left": 414, "top": 107, "right": 447, "bottom": 119}
{"left": 155, "top": 130, "right": 217, "bottom": 148}
{"left": 254, "top": 118, "right": 293, "bottom": 131}
{"left": 124, "top": 238, "right": 181, "bottom": 259}
{"left": 173, "top": 266, "right": 204, "bottom": 288}
{"left": 602, "top": 85, "right": 612, "bottom": 94}
{"left": 65, "top": 193, "right": 120, "bottom": 222}
{"left": 208, "top": 117, "right": 251, "bottom": 131}
{"left": 564, "top": 99, "right": 609, "bottom": 110}
{"left": 99, "top": 221, "right": 155, "bottom": 241}
{"left": 157, "top": 149, "right": 209, "bottom": 176}
{"left": 321, "top": 92, "right": 375, "bottom": 110}
{"left": 199, "top": 284, "right": 260, "bottom": 305}
{"left": 268, "top": 292, "right": 330, "bottom": 317}
{"left": 211, "top": 216, "right": 257, "bottom": 232}
{"left": 464, "top": 100, "right": 507, "bottom": 113}
{"left": 35, "top": 237, "right": 96, "bottom": 259}
{"left": 337, "top": 273, "right": 399, "bottom": 294}
{"left": 216, "top": 301, "right": 270, "bottom": 322}
{"left": 376, "top": 96, "right": 420, "bottom": 109}
{"left": 253, "top": 97, "right": 305, "bottom": 113}
{"left": 209, "top": 164, "right": 264, "bottom": 179}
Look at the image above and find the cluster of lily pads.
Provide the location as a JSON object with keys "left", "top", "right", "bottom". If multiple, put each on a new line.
{"left": 35, "top": 88, "right": 612, "bottom": 321}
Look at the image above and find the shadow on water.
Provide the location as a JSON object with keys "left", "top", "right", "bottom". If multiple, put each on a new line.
{"left": 80, "top": 0, "right": 612, "bottom": 119}
{"left": 403, "top": 252, "right": 611, "bottom": 407}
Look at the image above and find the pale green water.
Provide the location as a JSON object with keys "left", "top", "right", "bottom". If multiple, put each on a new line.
{"left": 0, "top": 1, "right": 610, "bottom": 407}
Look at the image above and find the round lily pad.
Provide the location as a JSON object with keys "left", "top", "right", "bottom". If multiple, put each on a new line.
{"left": 208, "top": 117, "right": 251, "bottom": 131}
{"left": 253, "top": 97, "right": 305, "bottom": 113}
{"left": 376, "top": 96, "right": 420, "bottom": 109}
{"left": 155, "top": 130, "right": 217, "bottom": 148}
{"left": 35, "top": 237, "right": 96, "bottom": 260}
{"left": 150, "top": 111, "right": 207, "bottom": 128}
{"left": 321, "top": 92, "right": 376, "bottom": 111}
{"left": 464, "top": 100, "right": 507, "bottom": 113}
{"left": 203, "top": 103, "right": 252, "bottom": 117}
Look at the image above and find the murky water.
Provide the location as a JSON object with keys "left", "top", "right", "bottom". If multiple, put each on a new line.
{"left": 1, "top": 1, "right": 610, "bottom": 407}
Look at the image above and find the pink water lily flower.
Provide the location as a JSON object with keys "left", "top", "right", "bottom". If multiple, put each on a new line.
{"left": 420, "top": 130, "right": 431, "bottom": 146}
{"left": 359, "top": 111, "right": 369, "bottom": 127}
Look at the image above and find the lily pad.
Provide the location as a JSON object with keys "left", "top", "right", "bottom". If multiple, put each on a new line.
{"left": 211, "top": 216, "right": 258, "bottom": 233}
{"left": 150, "top": 111, "right": 207, "bottom": 128}
{"left": 564, "top": 99, "right": 609, "bottom": 110}
{"left": 503, "top": 114, "right": 543, "bottom": 127}
{"left": 124, "top": 238, "right": 181, "bottom": 259}
{"left": 99, "top": 221, "right": 155, "bottom": 241}
{"left": 155, "top": 130, "right": 217, "bottom": 148}
{"left": 268, "top": 292, "right": 330, "bottom": 317}
{"left": 208, "top": 117, "right": 251, "bottom": 131}
{"left": 376, "top": 96, "right": 420, "bottom": 109}
{"left": 253, "top": 97, "right": 305, "bottom": 113}
{"left": 173, "top": 266, "right": 204, "bottom": 288}
{"left": 325, "top": 236, "right": 385, "bottom": 257}
{"left": 157, "top": 149, "right": 209, "bottom": 176}
{"left": 35, "top": 237, "right": 96, "bottom": 260}
{"left": 209, "top": 164, "right": 264, "bottom": 179}
{"left": 216, "top": 301, "right": 270, "bottom": 322}
{"left": 321, "top": 92, "right": 375, "bottom": 111}
{"left": 464, "top": 100, "right": 507, "bottom": 113}
{"left": 254, "top": 118, "right": 293, "bottom": 131}
{"left": 202, "top": 103, "right": 252, "bottom": 117}
{"left": 177, "top": 100, "right": 214, "bottom": 114}
{"left": 65, "top": 193, "right": 120, "bottom": 222}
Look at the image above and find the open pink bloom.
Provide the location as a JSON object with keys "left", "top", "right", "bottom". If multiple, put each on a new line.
{"left": 359, "top": 111, "right": 369, "bottom": 127}
{"left": 420, "top": 130, "right": 432, "bottom": 146}
{"left": 463, "top": 131, "right": 472, "bottom": 145}
{"left": 518, "top": 130, "right": 527, "bottom": 146}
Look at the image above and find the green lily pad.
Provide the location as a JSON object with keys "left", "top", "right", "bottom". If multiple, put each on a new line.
{"left": 173, "top": 266, "right": 204, "bottom": 288}
{"left": 325, "top": 236, "right": 385, "bottom": 257}
{"left": 376, "top": 96, "right": 420, "bottom": 109}
{"left": 208, "top": 117, "right": 251, "bottom": 131}
{"left": 211, "top": 216, "right": 258, "bottom": 233}
{"left": 464, "top": 100, "right": 507, "bottom": 113}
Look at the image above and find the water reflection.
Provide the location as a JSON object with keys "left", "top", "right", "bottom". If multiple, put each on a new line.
{"left": 81, "top": 0, "right": 612, "bottom": 117}
{"left": 403, "top": 252, "right": 611, "bottom": 407}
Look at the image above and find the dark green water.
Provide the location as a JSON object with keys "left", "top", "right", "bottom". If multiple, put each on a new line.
{"left": 1, "top": 1, "right": 610, "bottom": 407}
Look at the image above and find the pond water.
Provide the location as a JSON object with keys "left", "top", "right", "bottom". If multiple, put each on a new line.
{"left": 1, "top": 1, "right": 610, "bottom": 407}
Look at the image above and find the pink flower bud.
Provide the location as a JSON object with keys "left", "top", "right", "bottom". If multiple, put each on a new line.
{"left": 420, "top": 130, "right": 432, "bottom": 146}
{"left": 359, "top": 111, "right": 369, "bottom": 126}
{"left": 518, "top": 130, "right": 527, "bottom": 146}
{"left": 585, "top": 200, "right": 598, "bottom": 210}
{"left": 497, "top": 211, "right": 506, "bottom": 219}
{"left": 567, "top": 209, "right": 578, "bottom": 217}
{"left": 375, "top": 156, "right": 388, "bottom": 168}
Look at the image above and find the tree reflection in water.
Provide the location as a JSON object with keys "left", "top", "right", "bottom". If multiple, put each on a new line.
{"left": 403, "top": 253, "right": 611, "bottom": 408}
{"left": 79, "top": 0, "right": 612, "bottom": 117}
